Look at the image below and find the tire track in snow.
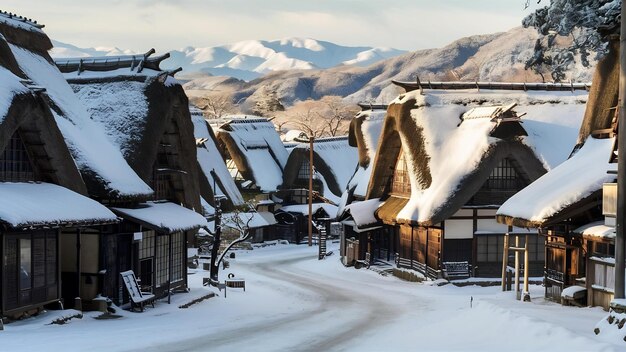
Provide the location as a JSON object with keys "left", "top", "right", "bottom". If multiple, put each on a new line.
{"left": 159, "top": 254, "right": 404, "bottom": 351}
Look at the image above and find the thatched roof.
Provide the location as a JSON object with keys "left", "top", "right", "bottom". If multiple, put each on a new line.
{"left": 216, "top": 116, "right": 288, "bottom": 192}
{"left": 63, "top": 55, "right": 201, "bottom": 211}
{"left": 497, "top": 45, "right": 619, "bottom": 229}
{"left": 0, "top": 29, "right": 88, "bottom": 195}
{"left": 576, "top": 39, "right": 619, "bottom": 146}
{"left": 0, "top": 183, "right": 118, "bottom": 230}
{"left": 3, "top": 22, "right": 153, "bottom": 201}
{"left": 282, "top": 136, "right": 357, "bottom": 204}
{"left": 0, "top": 11, "right": 50, "bottom": 55}
{"left": 346, "top": 108, "right": 386, "bottom": 198}
{"left": 55, "top": 49, "right": 171, "bottom": 74}
{"left": 367, "top": 86, "right": 588, "bottom": 227}
{"left": 192, "top": 114, "right": 244, "bottom": 209}
{"left": 496, "top": 137, "right": 614, "bottom": 228}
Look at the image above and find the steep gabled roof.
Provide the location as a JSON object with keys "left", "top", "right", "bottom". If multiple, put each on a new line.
{"left": 4, "top": 26, "right": 152, "bottom": 200}
{"left": 347, "top": 107, "right": 386, "bottom": 199}
{"left": 216, "top": 116, "right": 288, "bottom": 192}
{"left": 496, "top": 45, "right": 619, "bottom": 229}
{"left": 368, "top": 86, "right": 588, "bottom": 226}
{"left": 192, "top": 114, "right": 244, "bottom": 208}
{"left": 282, "top": 136, "right": 357, "bottom": 204}
{"left": 497, "top": 137, "right": 614, "bottom": 228}
{"left": 60, "top": 53, "right": 201, "bottom": 210}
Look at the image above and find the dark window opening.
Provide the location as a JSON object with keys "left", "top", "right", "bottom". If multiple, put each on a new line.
{"left": 0, "top": 131, "right": 36, "bottom": 182}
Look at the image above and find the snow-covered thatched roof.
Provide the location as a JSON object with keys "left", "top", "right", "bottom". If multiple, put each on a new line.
{"left": 5, "top": 28, "right": 153, "bottom": 200}
{"left": 193, "top": 115, "right": 244, "bottom": 208}
{"left": 347, "top": 108, "right": 385, "bottom": 199}
{"left": 0, "top": 182, "right": 118, "bottom": 229}
{"left": 496, "top": 137, "right": 614, "bottom": 228}
{"left": 282, "top": 136, "right": 357, "bottom": 204}
{"left": 55, "top": 52, "right": 203, "bottom": 210}
{"left": 111, "top": 201, "right": 208, "bottom": 233}
{"left": 368, "top": 86, "right": 588, "bottom": 226}
{"left": 216, "top": 116, "right": 289, "bottom": 192}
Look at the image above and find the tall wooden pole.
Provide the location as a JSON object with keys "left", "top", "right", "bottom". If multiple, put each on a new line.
{"left": 616, "top": 0, "right": 626, "bottom": 300}
{"left": 523, "top": 234, "right": 530, "bottom": 301}
{"left": 515, "top": 235, "right": 520, "bottom": 298}
{"left": 501, "top": 233, "right": 509, "bottom": 291}
{"left": 308, "top": 137, "right": 314, "bottom": 247}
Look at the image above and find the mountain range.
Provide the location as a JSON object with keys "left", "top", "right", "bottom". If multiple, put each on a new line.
{"left": 181, "top": 27, "right": 596, "bottom": 107}
{"left": 50, "top": 38, "right": 406, "bottom": 81}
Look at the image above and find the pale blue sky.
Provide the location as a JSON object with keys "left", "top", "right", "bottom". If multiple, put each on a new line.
{"left": 4, "top": 0, "right": 543, "bottom": 51}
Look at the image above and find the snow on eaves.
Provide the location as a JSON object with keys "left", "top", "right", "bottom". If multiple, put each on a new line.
{"left": 350, "top": 109, "right": 385, "bottom": 198}
{"left": 0, "top": 182, "right": 117, "bottom": 228}
{"left": 221, "top": 116, "right": 289, "bottom": 192}
{"left": 392, "top": 89, "right": 587, "bottom": 224}
{"left": 0, "top": 12, "right": 43, "bottom": 33}
{"left": 8, "top": 44, "right": 153, "bottom": 198}
{"left": 112, "top": 201, "right": 208, "bottom": 233}
{"left": 312, "top": 137, "right": 357, "bottom": 195}
{"left": 0, "top": 65, "right": 29, "bottom": 123}
{"left": 61, "top": 67, "right": 165, "bottom": 81}
{"left": 193, "top": 116, "right": 244, "bottom": 206}
{"left": 497, "top": 137, "right": 615, "bottom": 225}
{"left": 279, "top": 203, "right": 339, "bottom": 219}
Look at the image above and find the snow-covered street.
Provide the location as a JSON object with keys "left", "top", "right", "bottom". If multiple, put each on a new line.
{"left": 0, "top": 242, "right": 621, "bottom": 351}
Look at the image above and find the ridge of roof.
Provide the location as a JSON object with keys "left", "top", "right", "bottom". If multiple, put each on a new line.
{"left": 0, "top": 10, "right": 44, "bottom": 29}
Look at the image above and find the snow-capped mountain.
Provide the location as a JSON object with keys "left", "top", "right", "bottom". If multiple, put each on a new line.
{"left": 201, "top": 27, "right": 595, "bottom": 108}
{"left": 50, "top": 38, "right": 406, "bottom": 81}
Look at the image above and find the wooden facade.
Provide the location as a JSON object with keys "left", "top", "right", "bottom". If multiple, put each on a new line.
{"left": 378, "top": 153, "right": 543, "bottom": 279}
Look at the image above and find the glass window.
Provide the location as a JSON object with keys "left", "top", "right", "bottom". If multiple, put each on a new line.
{"left": 171, "top": 232, "right": 184, "bottom": 283}
{"left": 20, "top": 239, "right": 32, "bottom": 290}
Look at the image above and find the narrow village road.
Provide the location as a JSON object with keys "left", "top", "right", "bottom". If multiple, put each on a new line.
{"left": 161, "top": 251, "right": 416, "bottom": 352}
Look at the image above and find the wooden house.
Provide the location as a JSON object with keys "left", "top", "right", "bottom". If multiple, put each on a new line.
{"left": 54, "top": 52, "right": 209, "bottom": 303}
{"left": 216, "top": 117, "right": 289, "bottom": 193}
{"left": 337, "top": 106, "right": 388, "bottom": 264}
{"left": 191, "top": 110, "right": 244, "bottom": 210}
{"left": 0, "top": 13, "right": 118, "bottom": 318}
{"left": 497, "top": 43, "right": 618, "bottom": 305}
{"left": 281, "top": 136, "right": 358, "bottom": 204}
{"left": 274, "top": 203, "right": 338, "bottom": 244}
{"left": 363, "top": 81, "right": 589, "bottom": 279}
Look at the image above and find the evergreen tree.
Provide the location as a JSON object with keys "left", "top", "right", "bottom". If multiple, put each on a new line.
{"left": 523, "top": 0, "right": 620, "bottom": 81}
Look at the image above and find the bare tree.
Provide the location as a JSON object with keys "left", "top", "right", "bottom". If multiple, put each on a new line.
{"left": 190, "top": 93, "right": 239, "bottom": 120}
{"left": 319, "top": 96, "right": 359, "bottom": 137}
{"left": 277, "top": 96, "right": 357, "bottom": 138}
{"left": 214, "top": 203, "right": 257, "bottom": 270}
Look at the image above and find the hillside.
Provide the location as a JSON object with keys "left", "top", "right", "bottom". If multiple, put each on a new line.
{"left": 191, "top": 27, "right": 595, "bottom": 107}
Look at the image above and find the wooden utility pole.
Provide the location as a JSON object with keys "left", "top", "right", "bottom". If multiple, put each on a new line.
{"left": 209, "top": 169, "right": 222, "bottom": 285}
{"left": 615, "top": 0, "right": 626, "bottom": 300}
{"left": 501, "top": 233, "right": 509, "bottom": 291}
{"left": 308, "top": 137, "right": 314, "bottom": 247}
{"left": 523, "top": 234, "right": 530, "bottom": 301}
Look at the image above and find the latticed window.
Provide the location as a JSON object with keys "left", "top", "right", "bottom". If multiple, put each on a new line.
{"left": 470, "top": 157, "right": 527, "bottom": 205}
{"left": 484, "top": 158, "right": 524, "bottom": 191}
{"left": 297, "top": 159, "right": 312, "bottom": 180}
{"left": 154, "top": 173, "right": 171, "bottom": 200}
{"left": 0, "top": 131, "right": 36, "bottom": 182}
{"left": 171, "top": 232, "right": 184, "bottom": 283}
{"left": 391, "top": 150, "right": 411, "bottom": 196}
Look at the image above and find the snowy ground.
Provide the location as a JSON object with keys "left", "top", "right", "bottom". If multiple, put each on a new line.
{"left": 1, "top": 242, "right": 622, "bottom": 351}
